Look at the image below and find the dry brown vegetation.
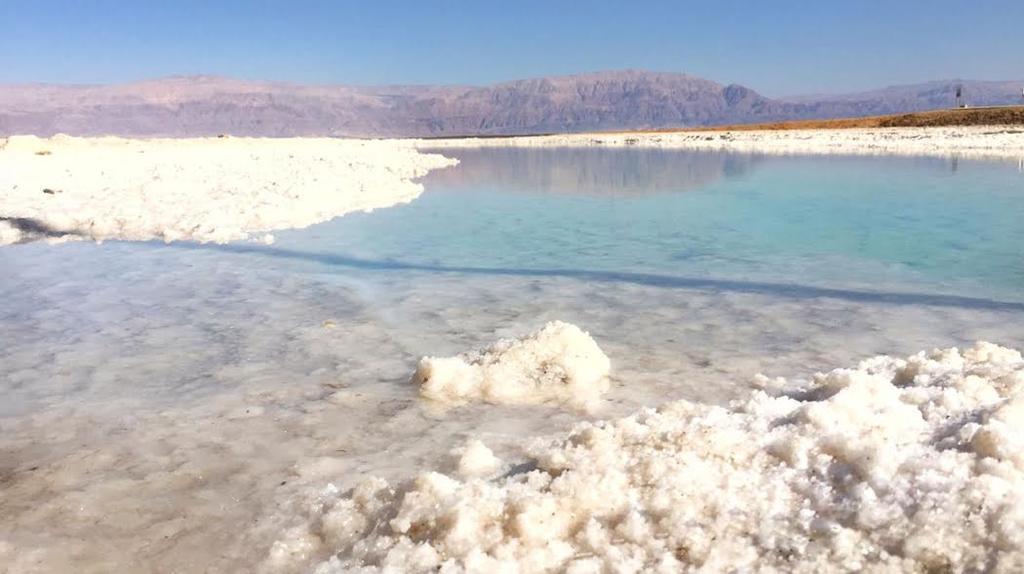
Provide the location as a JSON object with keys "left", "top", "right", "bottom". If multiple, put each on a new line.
{"left": 658, "top": 106, "right": 1024, "bottom": 132}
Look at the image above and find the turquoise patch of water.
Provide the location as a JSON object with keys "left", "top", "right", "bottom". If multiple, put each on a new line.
{"left": 273, "top": 148, "right": 1024, "bottom": 301}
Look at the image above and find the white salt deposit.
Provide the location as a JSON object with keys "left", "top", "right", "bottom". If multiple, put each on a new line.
{"left": 0, "top": 135, "right": 456, "bottom": 245}
{"left": 275, "top": 342, "right": 1024, "bottom": 573}
{"left": 417, "top": 126, "right": 1024, "bottom": 160}
{"left": 412, "top": 321, "right": 611, "bottom": 407}
{"left": 454, "top": 440, "right": 502, "bottom": 479}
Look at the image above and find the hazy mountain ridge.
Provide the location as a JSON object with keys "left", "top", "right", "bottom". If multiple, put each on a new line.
{"left": 1, "top": 71, "right": 1021, "bottom": 137}
{"left": 786, "top": 79, "right": 1024, "bottom": 117}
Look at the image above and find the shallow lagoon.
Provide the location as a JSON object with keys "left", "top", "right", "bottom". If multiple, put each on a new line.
{"left": 2, "top": 148, "right": 1022, "bottom": 571}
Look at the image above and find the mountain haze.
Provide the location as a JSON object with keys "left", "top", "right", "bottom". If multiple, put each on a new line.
{"left": 1, "top": 71, "right": 1021, "bottom": 137}
{"left": 788, "top": 80, "right": 1024, "bottom": 117}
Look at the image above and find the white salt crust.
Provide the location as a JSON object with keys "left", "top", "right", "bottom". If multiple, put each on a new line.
{"left": 415, "top": 126, "right": 1024, "bottom": 160}
{"left": 412, "top": 321, "right": 612, "bottom": 407}
{"left": 454, "top": 440, "right": 502, "bottom": 479}
{"left": 0, "top": 135, "right": 456, "bottom": 245}
{"left": 270, "top": 341, "right": 1024, "bottom": 573}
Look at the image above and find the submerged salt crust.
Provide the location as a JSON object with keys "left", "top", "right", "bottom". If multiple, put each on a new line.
{"left": 271, "top": 342, "right": 1024, "bottom": 573}
{"left": 412, "top": 321, "right": 611, "bottom": 407}
{"left": 0, "top": 135, "right": 456, "bottom": 245}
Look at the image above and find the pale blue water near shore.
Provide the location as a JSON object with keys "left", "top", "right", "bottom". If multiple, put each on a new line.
{"left": 1, "top": 148, "right": 1022, "bottom": 570}
{"left": 273, "top": 148, "right": 1024, "bottom": 299}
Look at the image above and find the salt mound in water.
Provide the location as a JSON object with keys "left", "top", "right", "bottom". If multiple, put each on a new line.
{"left": 276, "top": 342, "right": 1024, "bottom": 573}
{"left": 411, "top": 321, "right": 611, "bottom": 407}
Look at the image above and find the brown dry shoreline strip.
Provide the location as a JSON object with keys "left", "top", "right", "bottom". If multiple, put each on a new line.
{"left": 637, "top": 106, "right": 1024, "bottom": 132}
{"left": 420, "top": 106, "right": 1024, "bottom": 140}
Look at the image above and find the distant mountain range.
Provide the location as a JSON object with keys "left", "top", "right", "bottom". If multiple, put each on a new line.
{"left": 1, "top": 71, "right": 1021, "bottom": 137}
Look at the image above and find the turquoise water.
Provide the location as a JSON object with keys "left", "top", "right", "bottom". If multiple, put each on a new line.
{"left": 267, "top": 148, "right": 1024, "bottom": 302}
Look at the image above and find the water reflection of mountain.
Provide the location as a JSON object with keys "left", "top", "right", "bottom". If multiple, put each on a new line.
{"left": 420, "top": 147, "right": 765, "bottom": 197}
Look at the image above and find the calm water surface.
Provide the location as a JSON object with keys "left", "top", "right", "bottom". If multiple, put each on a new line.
{"left": 281, "top": 148, "right": 1024, "bottom": 298}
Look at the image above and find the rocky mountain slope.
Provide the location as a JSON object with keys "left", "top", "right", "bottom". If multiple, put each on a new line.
{"left": 1, "top": 71, "right": 1021, "bottom": 137}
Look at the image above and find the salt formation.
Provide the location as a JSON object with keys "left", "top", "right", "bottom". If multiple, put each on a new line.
{"left": 418, "top": 125, "right": 1024, "bottom": 160}
{"left": 412, "top": 321, "right": 611, "bottom": 407}
{"left": 454, "top": 440, "right": 502, "bottom": 479}
{"left": 0, "top": 135, "right": 456, "bottom": 245}
{"left": 272, "top": 342, "right": 1024, "bottom": 573}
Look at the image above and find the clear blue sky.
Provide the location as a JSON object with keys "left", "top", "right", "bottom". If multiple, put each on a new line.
{"left": 2, "top": 0, "right": 1021, "bottom": 96}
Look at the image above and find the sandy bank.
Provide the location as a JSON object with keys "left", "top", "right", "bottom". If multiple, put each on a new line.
{"left": 415, "top": 126, "right": 1024, "bottom": 160}
{"left": 0, "top": 135, "right": 457, "bottom": 245}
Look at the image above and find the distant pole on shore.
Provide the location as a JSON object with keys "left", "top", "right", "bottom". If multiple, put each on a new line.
{"left": 955, "top": 85, "right": 964, "bottom": 108}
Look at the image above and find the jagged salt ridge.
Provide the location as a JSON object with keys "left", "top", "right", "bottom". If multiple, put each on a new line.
{"left": 416, "top": 126, "right": 1024, "bottom": 160}
{"left": 0, "top": 135, "right": 457, "bottom": 245}
{"left": 270, "top": 342, "right": 1024, "bottom": 573}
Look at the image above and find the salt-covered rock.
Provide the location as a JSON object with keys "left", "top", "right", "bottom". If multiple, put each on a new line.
{"left": 454, "top": 440, "right": 501, "bottom": 478}
{"left": 412, "top": 321, "right": 611, "bottom": 407}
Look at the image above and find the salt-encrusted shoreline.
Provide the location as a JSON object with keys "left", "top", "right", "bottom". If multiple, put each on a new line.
{"left": 4, "top": 127, "right": 1021, "bottom": 247}
{"left": 0, "top": 135, "right": 457, "bottom": 246}
{"left": 415, "top": 126, "right": 1024, "bottom": 160}
{"left": 272, "top": 340, "right": 1024, "bottom": 573}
